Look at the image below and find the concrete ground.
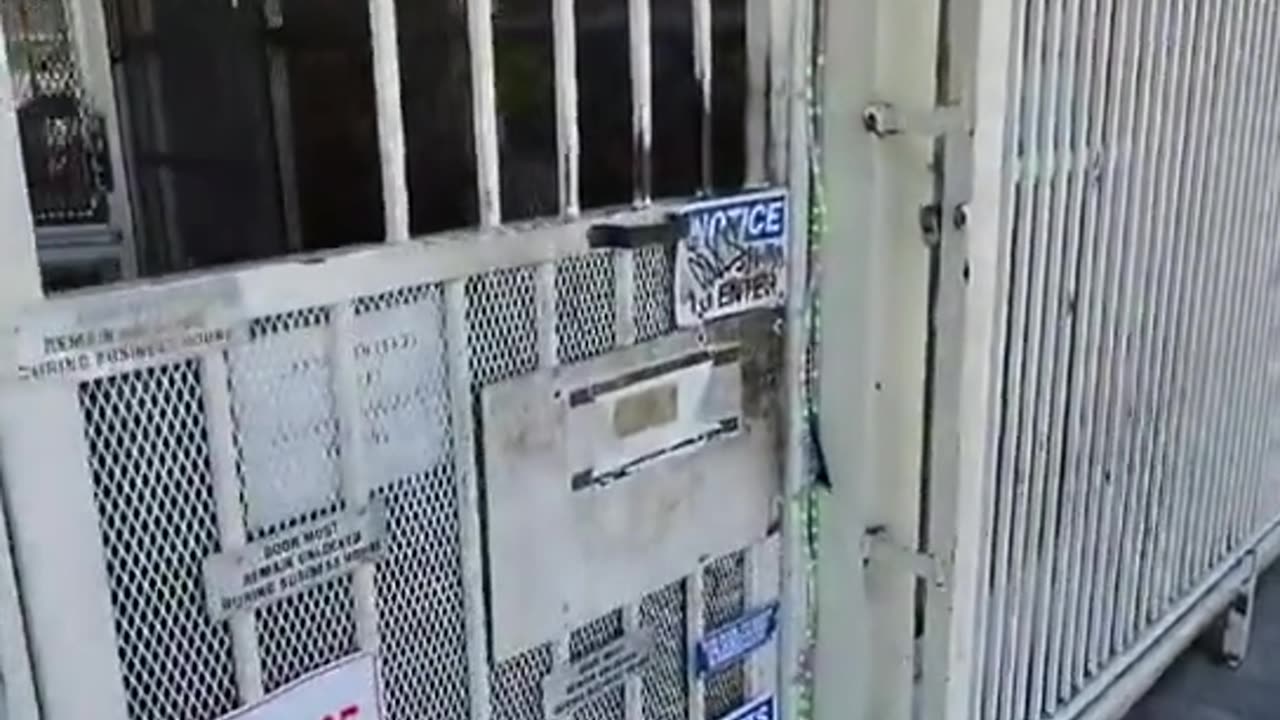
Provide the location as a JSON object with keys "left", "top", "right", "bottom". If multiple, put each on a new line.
{"left": 1124, "top": 567, "right": 1280, "bottom": 720}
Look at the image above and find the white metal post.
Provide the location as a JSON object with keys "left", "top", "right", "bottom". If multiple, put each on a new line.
{"left": 368, "top": 0, "right": 410, "bottom": 242}
{"left": 445, "top": 280, "right": 494, "bottom": 720}
{"left": 813, "top": 1, "right": 937, "bottom": 720}
{"left": 468, "top": 0, "right": 502, "bottom": 226}
{"left": 921, "top": 0, "right": 1016, "bottom": 714}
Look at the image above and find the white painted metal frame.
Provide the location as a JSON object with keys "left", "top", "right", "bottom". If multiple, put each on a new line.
{"left": 920, "top": 1, "right": 1280, "bottom": 719}
{"left": 813, "top": 1, "right": 937, "bottom": 720}
{"left": 0, "top": 0, "right": 811, "bottom": 719}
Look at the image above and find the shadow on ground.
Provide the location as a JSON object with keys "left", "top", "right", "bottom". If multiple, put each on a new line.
{"left": 1124, "top": 567, "right": 1280, "bottom": 720}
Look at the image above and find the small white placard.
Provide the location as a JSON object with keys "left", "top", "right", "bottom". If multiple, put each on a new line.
{"left": 203, "top": 501, "right": 387, "bottom": 620}
{"left": 219, "top": 653, "right": 383, "bottom": 720}
{"left": 14, "top": 285, "right": 239, "bottom": 382}
{"left": 542, "top": 630, "right": 653, "bottom": 719}
{"left": 675, "top": 189, "right": 789, "bottom": 327}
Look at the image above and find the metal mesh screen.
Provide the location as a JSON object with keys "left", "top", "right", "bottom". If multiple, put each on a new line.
{"left": 641, "top": 581, "right": 689, "bottom": 720}
{"left": 1, "top": 0, "right": 109, "bottom": 223}
{"left": 360, "top": 284, "right": 471, "bottom": 720}
{"left": 71, "top": 234, "right": 769, "bottom": 720}
{"left": 468, "top": 265, "right": 541, "bottom": 385}
{"left": 634, "top": 243, "right": 676, "bottom": 343}
{"left": 570, "top": 611, "right": 626, "bottom": 720}
{"left": 82, "top": 361, "right": 239, "bottom": 720}
{"left": 703, "top": 551, "right": 748, "bottom": 719}
{"left": 557, "top": 251, "right": 618, "bottom": 364}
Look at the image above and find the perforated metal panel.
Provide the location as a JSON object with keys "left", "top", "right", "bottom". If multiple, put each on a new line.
{"left": 82, "top": 362, "right": 239, "bottom": 720}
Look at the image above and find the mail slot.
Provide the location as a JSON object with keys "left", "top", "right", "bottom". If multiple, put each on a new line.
{"left": 481, "top": 331, "right": 777, "bottom": 659}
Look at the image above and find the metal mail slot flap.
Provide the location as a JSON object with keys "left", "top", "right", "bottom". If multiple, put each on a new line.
{"left": 482, "top": 331, "right": 776, "bottom": 660}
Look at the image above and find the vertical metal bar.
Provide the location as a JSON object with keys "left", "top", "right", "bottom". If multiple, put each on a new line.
{"left": 1239, "top": 3, "right": 1280, "bottom": 543}
{"left": 445, "top": 281, "right": 493, "bottom": 720}
{"left": 64, "top": 0, "right": 139, "bottom": 277}
{"left": 1167, "top": 0, "right": 1228, "bottom": 605}
{"left": 1059, "top": 0, "right": 1117, "bottom": 694}
{"left": 1196, "top": 2, "right": 1250, "bottom": 577}
{"left": 468, "top": 0, "right": 502, "bottom": 226}
{"left": 1082, "top": 0, "right": 1143, "bottom": 674}
{"left": 977, "top": 0, "right": 1029, "bottom": 714}
{"left": 1189, "top": 2, "right": 1248, "bottom": 584}
{"left": 553, "top": 0, "right": 580, "bottom": 216}
{"left": 1152, "top": 0, "right": 1214, "bottom": 618}
{"left": 611, "top": 246, "right": 639, "bottom": 720}
{"left": 202, "top": 351, "right": 265, "bottom": 702}
{"left": 1028, "top": 0, "right": 1085, "bottom": 711}
{"left": 0, "top": 21, "right": 43, "bottom": 714}
{"left": 1047, "top": 0, "right": 1106, "bottom": 701}
{"left": 0, "top": 7, "right": 41, "bottom": 303}
{"left": 1141, "top": 0, "right": 1194, "bottom": 632}
{"left": 368, "top": 0, "right": 410, "bottom": 241}
{"left": 779, "top": 0, "right": 813, "bottom": 715}
{"left": 691, "top": 0, "right": 712, "bottom": 191}
{"left": 537, "top": 262, "right": 559, "bottom": 367}
{"left": 1218, "top": 1, "right": 1272, "bottom": 559}
{"left": 628, "top": 0, "right": 653, "bottom": 203}
{"left": 263, "top": 0, "right": 304, "bottom": 253}
{"left": 925, "top": 0, "right": 1019, "bottom": 712}
{"left": 743, "top": 0, "right": 769, "bottom": 186}
{"left": 686, "top": 565, "right": 706, "bottom": 720}
{"left": 329, "top": 302, "right": 380, "bottom": 650}
{"left": 1114, "top": 0, "right": 1178, "bottom": 649}
{"left": 999, "top": 0, "right": 1051, "bottom": 712}
{"left": 765, "top": 0, "right": 788, "bottom": 184}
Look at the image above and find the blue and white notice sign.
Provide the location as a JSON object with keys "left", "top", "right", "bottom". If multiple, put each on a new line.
{"left": 675, "top": 189, "right": 789, "bottom": 327}
{"left": 723, "top": 695, "right": 776, "bottom": 720}
{"left": 695, "top": 602, "right": 780, "bottom": 676}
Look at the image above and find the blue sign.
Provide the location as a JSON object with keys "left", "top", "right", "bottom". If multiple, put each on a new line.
{"left": 675, "top": 189, "right": 790, "bottom": 327}
{"left": 695, "top": 602, "right": 780, "bottom": 676}
{"left": 723, "top": 695, "right": 776, "bottom": 720}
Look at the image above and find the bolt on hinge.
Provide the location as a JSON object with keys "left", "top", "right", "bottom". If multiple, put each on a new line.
{"left": 863, "top": 102, "right": 965, "bottom": 139}
{"left": 862, "top": 526, "right": 946, "bottom": 588}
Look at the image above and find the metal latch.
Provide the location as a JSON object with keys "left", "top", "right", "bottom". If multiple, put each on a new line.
{"left": 588, "top": 216, "right": 685, "bottom": 249}
{"left": 863, "top": 102, "right": 965, "bottom": 139}
{"left": 862, "top": 526, "right": 946, "bottom": 588}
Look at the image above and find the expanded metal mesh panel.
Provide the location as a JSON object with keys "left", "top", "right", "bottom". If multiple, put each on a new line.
{"left": 492, "top": 643, "right": 556, "bottom": 720}
{"left": 974, "top": 1, "right": 1280, "bottom": 718}
{"left": 232, "top": 307, "right": 341, "bottom": 534}
{"left": 557, "top": 251, "right": 618, "bottom": 364}
{"left": 82, "top": 361, "right": 239, "bottom": 720}
{"left": 468, "top": 265, "right": 541, "bottom": 385}
{"left": 491, "top": 581, "right": 692, "bottom": 720}
{"left": 259, "top": 576, "right": 358, "bottom": 692}
{"left": 641, "top": 580, "right": 688, "bottom": 720}
{"left": 634, "top": 243, "right": 676, "bottom": 342}
{"left": 703, "top": 551, "right": 748, "bottom": 719}
{"left": 1, "top": 0, "right": 109, "bottom": 223}
{"left": 570, "top": 611, "right": 625, "bottom": 720}
{"left": 360, "top": 283, "right": 472, "bottom": 720}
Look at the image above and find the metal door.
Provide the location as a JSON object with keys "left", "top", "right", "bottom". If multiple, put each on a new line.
{"left": 0, "top": 1, "right": 816, "bottom": 720}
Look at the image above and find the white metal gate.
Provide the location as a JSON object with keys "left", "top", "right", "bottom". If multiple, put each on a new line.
{"left": 0, "top": 0, "right": 817, "bottom": 719}
{"left": 814, "top": 0, "right": 1280, "bottom": 718}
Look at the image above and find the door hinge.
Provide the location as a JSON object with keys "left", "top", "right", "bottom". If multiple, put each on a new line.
{"left": 862, "top": 526, "right": 946, "bottom": 588}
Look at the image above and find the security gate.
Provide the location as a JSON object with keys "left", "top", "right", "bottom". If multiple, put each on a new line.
{"left": 0, "top": 0, "right": 816, "bottom": 719}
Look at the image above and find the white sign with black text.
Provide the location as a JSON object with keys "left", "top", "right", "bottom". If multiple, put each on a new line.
{"left": 542, "top": 630, "right": 653, "bottom": 720}
{"left": 218, "top": 653, "right": 383, "bottom": 720}
{"left": 675, "top": 189, "right": 789, "bottom": 327}
{"left": 203, "top": 501, "right": 387, "bottom": 620}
